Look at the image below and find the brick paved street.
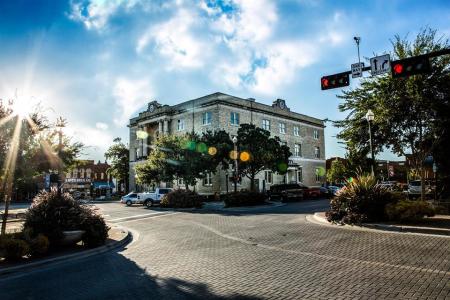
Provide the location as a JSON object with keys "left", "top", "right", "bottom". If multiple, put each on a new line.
{"left": 0, "top": 199, "right": 449, "bottom": 299}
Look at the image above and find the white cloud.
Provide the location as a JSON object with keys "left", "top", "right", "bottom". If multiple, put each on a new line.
{"left": 112, "top": 77, "right": 153, "bottom": 126}
{"left": 96, "top": 122, "right": 109, "bottom": 130}
{"left": 137, "top": 8, "right": 209, "bottom": 70}
{"left": 251, "top": 41, "right": 318, "bottom": 95}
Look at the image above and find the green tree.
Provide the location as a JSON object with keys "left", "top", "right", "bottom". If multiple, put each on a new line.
{"left": 335, "top": 28, "right": 450, "bottom": 200}
{"left": 105, "top": 137, "right": 130, "bottom": 193}
{"left": 237, "top": 124, "right": 291, "bottom": 191}
{"left": 326, "top": 159, "right": 347, "bottom": 184}
{"left": 1, "top": 100, "right": 83, "bottom": 234}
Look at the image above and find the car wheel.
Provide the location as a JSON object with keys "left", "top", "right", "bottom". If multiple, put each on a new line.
{"left": 146, "top": 200, "right": 154, "bottom": 208}
{"left": 126, "top": 200, "right": 132, "bottom": 206}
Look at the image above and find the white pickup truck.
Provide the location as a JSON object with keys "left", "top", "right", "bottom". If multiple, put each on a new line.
{"left": 120, "top": 188, "right": 172, "bottom": 207}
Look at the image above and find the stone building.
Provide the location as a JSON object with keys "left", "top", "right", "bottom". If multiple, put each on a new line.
{"left": 129, "top": 92, "right": 326, "bottom": 193}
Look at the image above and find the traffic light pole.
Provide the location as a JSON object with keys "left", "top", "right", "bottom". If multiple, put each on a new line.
{"left": 324, "top": 48, "right": 450, "bottom": 80}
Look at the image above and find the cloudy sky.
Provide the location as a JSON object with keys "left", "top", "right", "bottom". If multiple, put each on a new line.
{"left": 1, "top": 0, "right": 450, "bottom": 161}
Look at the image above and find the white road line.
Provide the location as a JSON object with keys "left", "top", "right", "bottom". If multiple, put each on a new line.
{"left": 109, "top": 211, "right": 180, "bottom": 223}
{"left": 118, "top": 212, "right": 180, "bottom": 223}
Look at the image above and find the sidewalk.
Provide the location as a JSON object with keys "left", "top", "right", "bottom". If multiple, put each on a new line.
{"left": 311, "top": 212, "right": 450, "bottom": 237}
{"left": 0, "top": 225, "right": 131, "bottom": 277}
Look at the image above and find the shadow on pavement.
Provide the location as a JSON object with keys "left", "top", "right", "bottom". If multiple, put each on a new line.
{"left": 143, "top": 198, "right": 330, "bottom": 217}
{"left": 0, "top": 243, "right": 262, "bottom": 300}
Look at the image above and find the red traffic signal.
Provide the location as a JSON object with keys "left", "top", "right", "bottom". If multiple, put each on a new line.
{"left": 391, "top": 55, "right": 431, "bottom": 78}
{"left": 321, "top": 72, "right": 350, "bottom": 90}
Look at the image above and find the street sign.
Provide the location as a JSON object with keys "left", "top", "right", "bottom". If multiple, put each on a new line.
{"left": 370, "top": 54, "right": 391, "bottom": 76}
{"left": 351, "top": 62, "right": 364, "bottom": 78}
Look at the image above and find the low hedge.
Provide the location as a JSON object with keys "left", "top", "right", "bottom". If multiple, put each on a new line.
{"left": 160, "top": 189, "right": 203, "bottom": 208}
{"left": 224, "top": 191, "right": 267, "bottom": 207}
{"left": 0, "top": 231, "right": 49, "bottom": 261}
{"left": 385, "top": 200, "right": 435, "bottom": 223}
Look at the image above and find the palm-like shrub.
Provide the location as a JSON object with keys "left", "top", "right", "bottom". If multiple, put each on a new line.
{"left": 24, "top": 190, "right": 108, "bottom": 247}
{"left": 326, "top": 174, "right": 400, "bottom": 224}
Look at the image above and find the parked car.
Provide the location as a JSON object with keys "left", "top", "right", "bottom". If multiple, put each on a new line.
{"left": 142, "top": 188, "right": 173, "bottom": 207}
{"left": 121, "top": 192, "right": 141, "bottom": 206}
{"left": 407, "top": 180, "right": 433, "bottom": 198}
{"left": 268, "top": 184, "right": 304, "bottom": 202}
{"left": 327, "top": 185, "right": 342, "bottom": 196}
{"left": 300, "top": 184, "right": 322, "bottom": 199}
{"left": 121, "top": 188, "right": 173, "bottom": 207}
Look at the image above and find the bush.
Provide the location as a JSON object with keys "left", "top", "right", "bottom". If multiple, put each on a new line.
{"left": 160, "top": 189, "right": 203, "bottom": 208}
{"left": 24, "top": 190, "right": 108, "bottom": 247}
{"left": 81, "top": 214, "right": 110, "bottom": 248}
{"left": 326, "top": 174, "right": 403, "bottom": 224}
{"left": 1, "top": 237, "right": 30, "bottom": 261}
{"left": 29, "top": 234, "right": 50, "bottom": 256}
{"left": 224, "top": 191, "right": 267, "bottom": 207}
{"left": 385, "top": 200, "right": 435, "bottom": 222}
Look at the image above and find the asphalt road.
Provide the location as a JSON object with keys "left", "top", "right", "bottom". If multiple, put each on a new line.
{"left": 1, "top": 199, "right": 449, "bottom": 299}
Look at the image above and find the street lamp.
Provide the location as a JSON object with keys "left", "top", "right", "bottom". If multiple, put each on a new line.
{"left": 365, "top": 109, "right": 375, "bottom": 175}
{"left": 232, "top": 136, "right": 238, "bottom": 193}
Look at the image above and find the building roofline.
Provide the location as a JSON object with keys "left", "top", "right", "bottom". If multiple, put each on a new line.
{"left": 129, "top": 92, "right": 325, "bottom": 128}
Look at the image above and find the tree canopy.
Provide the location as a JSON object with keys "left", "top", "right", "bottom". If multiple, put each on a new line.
{"left": 105, "top": 137, "right": 130, "bottom": 193}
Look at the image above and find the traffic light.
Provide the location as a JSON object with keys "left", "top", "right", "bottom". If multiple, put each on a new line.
{"left": 391, "top": 55, "right": 431, "bottom": 78}
{"left": 321, "top": 72, "right": 350, "bottom": 90}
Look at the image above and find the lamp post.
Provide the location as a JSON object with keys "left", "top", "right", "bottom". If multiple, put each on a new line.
{"left": 365, "top": 110, "right": 375, "bottom": 175}
{"left": 55, "top": 117, "right": 66, "bottom": 196}
{"left": 232, "top": 136, "right": 238, "bottom": 193}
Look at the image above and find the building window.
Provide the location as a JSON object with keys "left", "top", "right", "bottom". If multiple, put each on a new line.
{"left": 203, "top": 173, "right": 213, "bottom": 186}
{"left": 294, "top": 144, "right": 302, "bottom": 157}
{"left": 313, "top": 129, "right": 319, "bottom": 139}
{"left": 294, "top": 126, "right": 300, "bottom": 136}
{"left": 177, "top": 119, "right": 185, "bottom": 131}
{"left": 202, "top": 112, "right": 212, "bottom": 125}
{"left": 315, "top": 147, "right": 320, "bottom": 159}
{"left": 315, "top": 168, "right": 321, "bottom": 182}
{"left": 230, "top": 112, "right": 240, "bottom": 125}
{"left": 264, "top": 170, "right": 273, "bottom": 184}
{"left": 86, "top": 169, "right": 91, "bottom": 179}
{"left": 279, "top": 122, "right": 286, "bottom": 134}
{"left": 101, "top": 172, "right": 104, "bottom": 180}
{"left": 262, "top": 119, "right": 271, "bottom": 131}
{"left": 297, "top": 168, "right": 303, "bottom": 183}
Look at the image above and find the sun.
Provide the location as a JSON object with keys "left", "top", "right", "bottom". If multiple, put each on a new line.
{"left": 11, "top": 96, "right": 33, "bottom": 118}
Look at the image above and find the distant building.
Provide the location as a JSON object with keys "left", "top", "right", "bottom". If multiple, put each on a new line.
{"left": 128, "top": 92, "right": 326, "bottom": 193}
{"left": 64, "top": 160, "right": 115, "bottom": 197}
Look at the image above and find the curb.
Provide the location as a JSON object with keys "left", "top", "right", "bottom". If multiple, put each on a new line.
{"left": 310, "top": 212, "right": 450, "bottom": 237}
{"left": 0, "top": 226, "right": 133, "bottom": 277}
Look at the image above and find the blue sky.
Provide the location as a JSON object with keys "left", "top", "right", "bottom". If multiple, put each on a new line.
{"left": 1, "top": 0, "right": 450, "bottom": 161}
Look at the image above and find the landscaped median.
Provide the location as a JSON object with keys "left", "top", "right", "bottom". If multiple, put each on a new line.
{"left": 311, "top": 211, "right": 450, "bottom": 236}
{"left": 0, "top": 190, "right": 132, "bottom": 275}
{"left": 308, "top": 173, "right": 450, "bottom": 236}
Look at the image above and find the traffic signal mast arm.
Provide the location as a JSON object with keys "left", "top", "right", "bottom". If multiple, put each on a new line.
{"left": 321, "top": 48, "right": 450, "bottom": 90}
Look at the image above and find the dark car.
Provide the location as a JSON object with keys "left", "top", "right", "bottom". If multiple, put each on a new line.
{"left": 268, "top": 184, "right": 304, "bottom": 202}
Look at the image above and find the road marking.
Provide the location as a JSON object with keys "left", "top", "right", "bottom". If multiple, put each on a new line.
{"left": 192, "top": 220, "right": 450, "bottom": 277}
{"left": 109, "top": 211, "right": 179, "bottom": 223}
